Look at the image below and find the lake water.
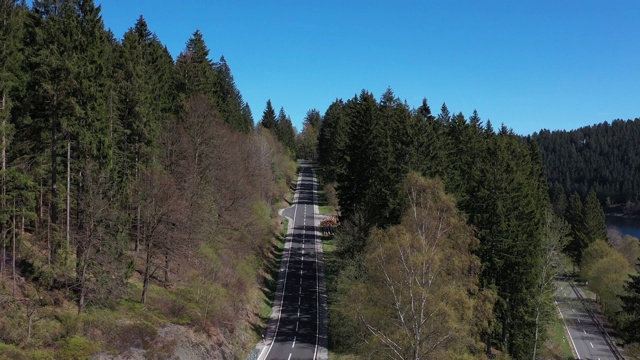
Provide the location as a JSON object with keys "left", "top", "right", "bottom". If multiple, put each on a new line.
{"left": 606, "top": 215, "right": 640, "bottom": 239}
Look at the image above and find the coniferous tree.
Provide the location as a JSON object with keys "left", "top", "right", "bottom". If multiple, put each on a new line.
{"left": 583, "top": 189, "right": 607, "bottom": 243}
{"left": 565, "top": 192, "right": 588, "bottom": 266}
{"left": 0, "top": 0, "right": 28, "bottom": 278}
{"left": 550, "top": 182, "right": 567, "bottom": 217}
{"left": 275, "top": 107, "right": 296, "bottom": 155}
{"left": 317, "top": 99, "right": 347, "bottom": 183}
{"left": 214, "top": 56, "right": 251, "bottom": 132}
{"left": 27, "top": 0, "right": 83, "bottom": 261}
{"left": 175, "top": 29, "right": 216, "bottom": 99}
{"left": 260, "top": 99, "right": 277, "bottom": 131}
{"left": 620, "top": 258, "right": 640, "bottom": 343}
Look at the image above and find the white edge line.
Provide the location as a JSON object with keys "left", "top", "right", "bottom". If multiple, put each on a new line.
{"left": 312, "top": 167, "right": 321, "bottom": 360}
{"left": 261, "top": 168, "right": 303, "bottom": 360}
{"left": 556, "top": 300, "right": 580, "bottom": 359}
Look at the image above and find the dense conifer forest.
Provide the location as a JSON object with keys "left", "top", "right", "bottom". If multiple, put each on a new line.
{"left": 314, "top": 92, "right": 640, "bottom": 358}
{"left": 0, "top": 1, "right": 297, "bottom": 357}
{"left": 533, "top": 118, "right": 640, "bottom": 215}
{"left": 316, "top": 90, "right": 554, "bottom": 358}
{"left": 2, "top": 1, "right": 640, "bottom": 359}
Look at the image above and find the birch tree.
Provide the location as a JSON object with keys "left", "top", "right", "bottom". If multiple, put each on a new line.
{"left": 338, "top": 174, "right": 488, "bottom": 359}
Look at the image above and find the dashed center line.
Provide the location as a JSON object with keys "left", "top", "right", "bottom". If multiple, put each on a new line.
{"left": 590, "top": 342, "right": 594, "bottom": 348}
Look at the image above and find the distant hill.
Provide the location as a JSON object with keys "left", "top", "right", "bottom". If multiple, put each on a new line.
{"left": 533, "top": 118, "right": 640, "bottom": 215}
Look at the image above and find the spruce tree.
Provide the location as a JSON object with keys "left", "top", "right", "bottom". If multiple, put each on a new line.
{"left": 317, "top": 99, "right": 347, "bottom": 183}
{"left": 175, "top": 29, "right": 216, "bottom": 99}
{"left": 214, "top": 56, "right": 250, "bottom": 132}
{"left": 260, "top": 99, "right": 277, "bottom": 130}
{"left": 276, "top": 107, "right": 296, "bottom": 154}
{"left": 619, "top": 259, "right": 640, "bottom": 342}
{"left": 583, "top": 189, "right": 607, "bottom": 243}
{"left": 565, "top": 192, "right": 588, "bottom": 266}
{"left": 0, "top": 0, "right": 28, "bottom": 271}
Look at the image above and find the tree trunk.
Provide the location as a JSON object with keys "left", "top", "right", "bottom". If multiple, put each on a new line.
{"left": 12, "top": 198, "right": 16, "bottom": 297}
{"left": 77, "top": 260, "right": 88, "bottom": 314}
{"left": 164, "top": 251, "right": 170, "bottom": 286}
{"left": 1, "top": 88, "right": 5, "bottom": 281}
{"left": 66, "top": 132, "right": 70, "bottom": 246}
{"left": 141, "top": 238, "right": 153, "bottom": 304}
{"left": 51, "top": 96, "right": 58, "bottom": 226}
{"left": 135, "top": 150, "right": 140, "bottom": 252}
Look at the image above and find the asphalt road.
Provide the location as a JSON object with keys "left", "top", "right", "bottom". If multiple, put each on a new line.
{"left": 555, "top": 280, "right": 617, "bottom": 360}
{"left": 259, "top": 164, "right": 328, "bottom": 360}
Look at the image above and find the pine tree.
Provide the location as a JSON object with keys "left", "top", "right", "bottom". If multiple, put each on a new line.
{"left": 260, "top": 99, "right": 277, "bottom": 130}
{"left": 214, "top": 56, "right": 250, "bottom": 132}
{"left": 175, "top": 29, "right": 216, "bottom": 99}
{"left": 619, "top": 259, "right": 640, "bottom": 342}
{"left": 317, "top": 99, "right": 347, "bottom": 183}
{"left": 276, "top": 107, "right": 296, "bottom": 155}
{"left": 565, "top": 192, "right": 588, "bottom": 266}
{"left": 28, "top": 0, "right": 83, "bottom": 260}
{"left": 583, "top": 189, "right": 607, "bottom": 243}
{"left": 0, "top": 0, "right": 28, "bottom": 278}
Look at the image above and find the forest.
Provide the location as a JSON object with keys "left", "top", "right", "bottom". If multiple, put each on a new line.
{"left": 533, "top": 118, "right": 640, "bottom": 215}
{"left": 0, "top": 1, "right": 300, "bottom": 358}
{"left": 313, "top": 90, "right": 640, "bottom": 358}
{"left": 2, "top": 1, "right": 640, "bottom": 359}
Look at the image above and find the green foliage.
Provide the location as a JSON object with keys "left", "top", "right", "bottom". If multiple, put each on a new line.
{"left": 581, "top": 240, "right": 634, "bottom": 318}
{"left": 584, "top": 189, "right": 607, "bottom": 242}
{"left": 275, "top": 107, "right": 296, "bottom": 155}
{"left": 619, "top": 259, "right": 640, "bottom": 342}
{"left": 333, "top": 174, "right": 488, "bottom": 358}
{"left": 260, "top": 99, "right": 277, "bottom": 130}
{"left": 57, "top": 335, "right": 99, "bottom": 360}
{"left": 565, "top": 192, "right": 588, "bottom": 265}
{"left": 295, "top": 109, "right": 321, "bottom": 160}
{"left": 0, "top": 3, "right": 291, "bottom": 357}
{"left": 319, "top": 89, "right": 550, "bottom": 358}
{"left": 534, "top": 119, "right": 640, "bottom": 210}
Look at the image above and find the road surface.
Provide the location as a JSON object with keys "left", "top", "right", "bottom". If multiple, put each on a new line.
{"left": 258, "top": 163, "right": 328, "bottom": 360}
{"left": 555, "top": 280, "right": 618, "bottom": 360}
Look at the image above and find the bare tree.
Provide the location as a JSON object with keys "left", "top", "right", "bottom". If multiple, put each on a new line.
{"left": 138, "top": 168, "right": 187, "bottom": 304}
{"left": 74, "top": 161, "right": 130, "bottom": 313}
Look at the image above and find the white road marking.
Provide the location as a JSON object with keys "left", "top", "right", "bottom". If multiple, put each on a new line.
{"left": 287, "top": 354, "right": 291, "bottom": 360}
{"left": 556, "top": 300, "right": 580, "bottom": 360}
{"left": 299, "top": 296, "right": 301, "bottom": 305}
{"left": 584, "top": 329, "right": 586, "bottom": 334}
{"left": 298, "top": 308, "right": 300, "bottom": 317}
{"left": 296, "top": 321, "right": 299, "bottom": 331}
{"left": 578, "top": 319, "right": 580, "bottom": 323}
{"left": 263, "top": 170, "right": 303, "bottom": 360}
{"left": 292, "top": 336, "right": 296, "bottom": 348}
{"left": 590, "top": 342, "right": 594, "bottom": 348}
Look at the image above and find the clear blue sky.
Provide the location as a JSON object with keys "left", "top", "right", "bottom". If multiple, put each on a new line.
{"left": 95, "top": 0, "right": 640, "bottom": 135}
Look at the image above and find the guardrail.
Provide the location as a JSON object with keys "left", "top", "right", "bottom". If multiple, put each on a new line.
{"left": 569, "top": 281, "right": 625, "bottom": 360}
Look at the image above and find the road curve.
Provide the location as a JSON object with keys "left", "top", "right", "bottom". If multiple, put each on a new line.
{"left": 258, "top": 163, "right": 328, "bottom": 360}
